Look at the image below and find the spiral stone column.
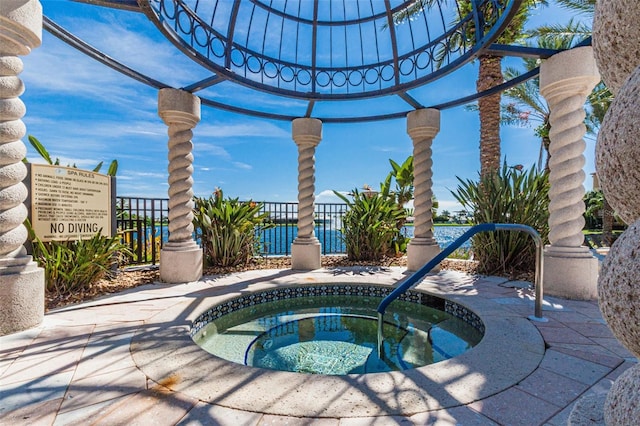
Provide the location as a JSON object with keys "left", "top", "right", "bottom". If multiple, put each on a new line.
{"left": 158, "top": 88, "right": 202, "bottom": 283}
{"left": 0, "top": 0, "right": 45, "bottom": 335}
{"left": 291, "top": 118, "right": 322, "bottom": 270}
{"left": 539, "top": 47, "right": 600, "bottom": 300}
{"left": 406, "top": 109, "right": 441, "bottom": 271}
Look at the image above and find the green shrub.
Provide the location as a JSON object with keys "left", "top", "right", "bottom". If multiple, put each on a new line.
{"left": 452, "top": 163, "right": 549, "bottom": 274}
{"left": 193, "top": 189, "right": 273, "bottom": 267}
{"left": 334, "top": 189, "right": 405, "bottom": 261}
{"left": 29, "top": 229, "right": 130, "bottom": 296}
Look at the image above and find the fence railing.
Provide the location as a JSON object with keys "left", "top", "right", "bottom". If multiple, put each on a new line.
{"left": 116, "top": 197, "right": 348, "bottom": 265}
{"left": 116, "top": 197, "right": 169, "bottom": 266}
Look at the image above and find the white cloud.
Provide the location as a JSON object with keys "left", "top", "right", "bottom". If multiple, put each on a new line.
{"left": 315, "top": 189, "right": 346, "bottom": 204}
{"left": 232, "top": 161, "right": 252, "bottom": 170}
{"left": 196, "top": 122, "right": 289, "bottom": 139}
{"left": 193, "top": 143, "right": 231, "bottom": 159}
{"left": 437, "top": 199, "right": 465, "bottom": 213}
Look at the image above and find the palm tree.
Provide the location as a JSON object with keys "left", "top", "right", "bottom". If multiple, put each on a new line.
{"left": 392, "top": 0, "right": 547, "bottom": 178}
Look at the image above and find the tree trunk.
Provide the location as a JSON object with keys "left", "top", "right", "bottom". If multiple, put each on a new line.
{"left": 542, "top": 135, "right": 551, "bottom": 174}
{"left": 602, "top": 196, "right": 614, "bottom": 246}
{"left": 477, "top": 55, "right": 503, "bottom": 178}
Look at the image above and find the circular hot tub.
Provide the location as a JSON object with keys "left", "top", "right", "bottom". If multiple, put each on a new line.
{"left": 191, "top": 285, "right": 484, "bottom": 375}
{"left": 130, "top": 271, "right": 545, "bottom": 418}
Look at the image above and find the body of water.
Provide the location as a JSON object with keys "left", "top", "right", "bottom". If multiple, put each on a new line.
{"left": 259, "top": 225, "right": 471, "bottom": 256}
{"left": 126, "top": 224, "right": 472, "bottom": 257}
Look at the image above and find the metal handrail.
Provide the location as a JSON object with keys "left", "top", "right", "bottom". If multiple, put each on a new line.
{"left": 377, "top": 223, "right": 547, "bottom": 355}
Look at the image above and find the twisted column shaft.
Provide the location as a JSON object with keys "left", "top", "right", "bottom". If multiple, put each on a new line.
{"left": 546, "top": 94, "right": 588, "bottom": 247}
{"left": 0, "top": 0, "right": 41, "bottom": 261}
{"left": 158, "top": 89, "right": 203, "bottom": 283}
{"left": 166, "top": 123, "right": 195, "bottom": 243}
{"left": 538, "top": 46, "right": 600, "bottom": 300}
{"left": 540, "top": 47, "right": 600, "bottom": 252}
{"left": 291, "top": 118, "right": 322, "bottom": 270}
{"left": 0, "top": 0, "right": 45, "bottom": 335}
{"left": 0, "top": 56, "right": 28, "bottom": 258}
{"left": 411, "top": 132, "right": 436, "bottom": 242}
{"left": 292, "top": 118, "right": 321, "bottom": 242}
{"left": 407, "top": 109, "right": 440, "bottom": 243}
{"left": 158, "top": 89, "right": 200, "bottom": 247}
{"left": 406, "top": 109, "right": 441, "bottom": 271}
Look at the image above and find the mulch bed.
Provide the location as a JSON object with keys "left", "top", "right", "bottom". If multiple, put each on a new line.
{"left": 45, "top": 256, "right": 532, "bottom": 311}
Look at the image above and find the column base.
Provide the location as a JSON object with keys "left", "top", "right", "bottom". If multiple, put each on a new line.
{"left": 407, "top": 239, "right": 441, "bottom": 272}
{"left": 543, "top": 245, "right": 599, "bottom": 300}
{"left": 291, "top": 238, "right": 321, "bottom": 270}
{"left": 160, "top": 241, "right": 203, "bottom": 284}
{"left": 0, "top": 257, "right": 44, "bottom": 336}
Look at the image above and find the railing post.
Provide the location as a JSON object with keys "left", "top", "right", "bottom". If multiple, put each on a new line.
{"left": 377, "top": 223, "right": 547, "bottom": 354}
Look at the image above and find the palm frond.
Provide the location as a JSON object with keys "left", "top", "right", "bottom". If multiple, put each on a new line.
{"left": 554, "top": 0, "right": 595, "bottom": 16}
{"left": 525, "top": 19, "right": 592, "bottom": 48}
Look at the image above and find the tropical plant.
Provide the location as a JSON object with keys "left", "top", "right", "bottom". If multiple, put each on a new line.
{"left": 193, "top": 188, "right": 273, "bottom": 267}
{"left": 380, "top": 156, "right": 414, "bottom": 253}
{"left": 27, "top": 221, "right": 131, "bottom": 297}
{"left": 392, "top": 0, "right": 548, "bottom": 177}
{"left": 333, "top": 189, "right": 405, "bottom": 261}
{"left": 584, "top": 189, "right": 604, "bottom": 229}
{"left": 379, "top": 155, "right": 440, "bottom": 251}
{"left": 516, "top": 0, "right": 615, "bottom": 242}
{"left": 23, "top": 136, "right": 128, "bottom": 296}
{"left": 27, "top": 135, "right": 118, "bottom": 176}
{"left": 452, "top": 162, "right": 549, "bottom": 274}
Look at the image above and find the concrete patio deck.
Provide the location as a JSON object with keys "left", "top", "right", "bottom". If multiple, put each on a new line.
{"left": 0, "top": 267, "right": 636, "bottom": 425}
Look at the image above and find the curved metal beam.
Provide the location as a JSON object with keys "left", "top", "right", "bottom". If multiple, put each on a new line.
{"left": 43, "top": 15, "right": 588, "bottom": 124}
{"left": 43, "top": 15, "right": 168, "bottom": 90}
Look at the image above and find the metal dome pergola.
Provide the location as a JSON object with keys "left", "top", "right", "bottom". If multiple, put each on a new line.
{"left": 51, "top": 0, "right": 583, "bottom": 122}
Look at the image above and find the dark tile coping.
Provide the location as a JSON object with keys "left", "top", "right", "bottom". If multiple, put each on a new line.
{"left": 190, "top": 284, "right": 485, "bottom": 338}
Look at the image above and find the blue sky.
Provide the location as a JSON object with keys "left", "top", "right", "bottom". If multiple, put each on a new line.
{"left": 20, "top": 1, "right": 594, "bottom": 214}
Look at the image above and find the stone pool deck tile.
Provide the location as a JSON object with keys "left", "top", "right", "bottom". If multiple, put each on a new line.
{"left": 0, "top": 370, "right": 75, "bottom": 415}
{"left": 468, "top": 387, "right": 562, "bottom": 426}
{"left": 58, "top": 365, "right": 148, "bottom": 414}
{"left": 536, "top": 324, "right": 597, "bottom": 345}
{"left": 1, "top": 267, "right": 637, "bottom": 425}
{"left": 538, "top": 350, "right": 612, "bottom": 386}
{"left": 562, "top": 321, "right": 615, "bottom": 338}
{"left": 259, "top": 415, "right": 340, "bottom": 425}
{"left": 59, "top": 384, "right": 199, "bottom": 426}
{"left": 175, "top": 402, "right": 263, "bottom": 425}
{"left": 550, "top": 345, "right": 625, "bottom": 369}
{"left": 515, "top": 367, "right": 591, "bottom": 406}
{"left": 588, "top": 337, "right": 637, "bottom": 359}
{"left": 0, "top": 397, "right": 62, "bottom": 426}
{"left": 408, "top": 406, "right": 499, "bottom": 425}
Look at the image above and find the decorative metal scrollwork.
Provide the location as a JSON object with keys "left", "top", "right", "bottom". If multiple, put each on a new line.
{"left": 141, "top": 0, "right": 516, "bottom": 100}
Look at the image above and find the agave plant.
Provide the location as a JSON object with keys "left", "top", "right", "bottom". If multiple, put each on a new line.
{"left": 193, "top": 189, "right": 273, "bottom": 267}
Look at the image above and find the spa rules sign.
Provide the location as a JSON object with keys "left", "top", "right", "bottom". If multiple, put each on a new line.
{"left": 30, "top": 164, "right": 112, "bottom": 241}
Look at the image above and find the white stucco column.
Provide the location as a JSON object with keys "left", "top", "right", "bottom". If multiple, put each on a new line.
{"left": 0, "top": 0, "right": 45, "bottom": 335}
{"left": 158, "top": 88, "right": 202, "bottom": 283}
{"left": 406, "top": 109, "right": 441, "bottom": 271}
{"left": 540, "top": 46, "right": 600, "bottom": 300}
{"left": 291, "top": 118, "right": 322, "bottom": 270}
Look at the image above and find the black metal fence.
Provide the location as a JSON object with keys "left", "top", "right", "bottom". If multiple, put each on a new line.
{"left": 116, "top": 197, "right": 348, "bottom": 265}
{"left": 116, "top": 197, "right": 169, "bottom": 266}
